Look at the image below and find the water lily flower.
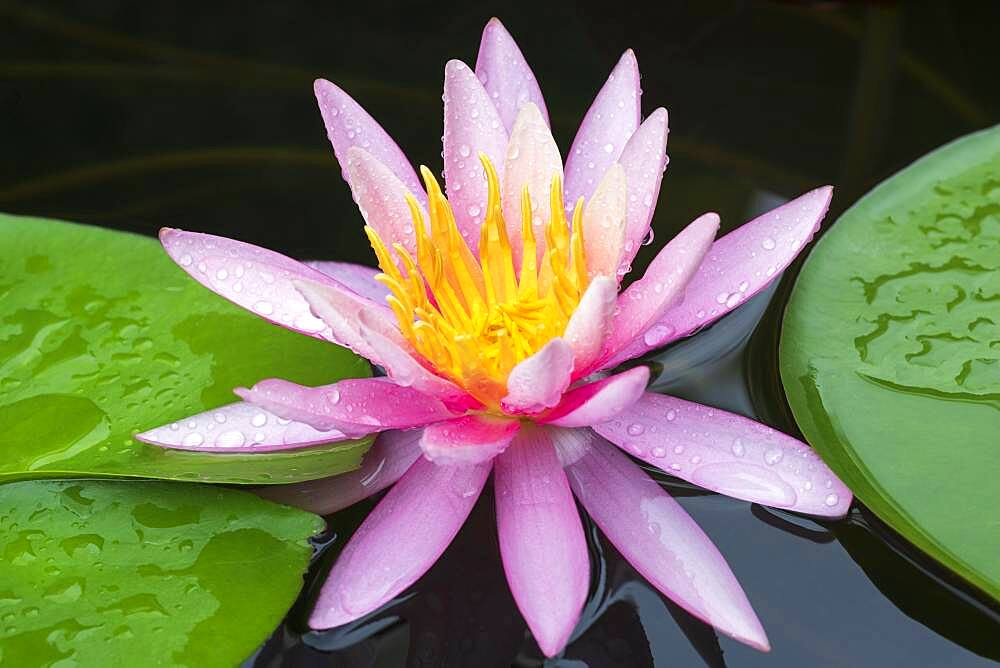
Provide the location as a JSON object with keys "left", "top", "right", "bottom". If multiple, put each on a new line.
{"left": 136, "top": 18, "right": 852, "bottom": 657}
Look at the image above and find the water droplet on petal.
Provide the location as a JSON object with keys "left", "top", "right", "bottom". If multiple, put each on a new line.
{"left": 626, "top": 423, "right": 645, "bottom": 436}
{"left": 216, "top": 430, "right": 246, "bottom": 447}
{"left": 182, "top": 433, "right": 204, "bottom": 447}
{"left": 763, "top": 448, "right": 784, "bottom": 465}
{"left": 825, "top": 493, "right": 840, "bottom": 507}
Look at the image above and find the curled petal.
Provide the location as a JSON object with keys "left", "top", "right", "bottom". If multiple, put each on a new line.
{"left": 564, "top": 50, "right": 641, "bottom": 210}
{"left": 420, "top": 414, "right": 520, "bottom": 464}
{"left": 343, "top": 147, "right": 426, "bottom": 260}
{"left": 302, "top": 261, "right": 389, "bottom": 304}
{"left": 502, "top": 102, "right": 563, "bottom": 267}
{"left": 554, "top": 429, "right": 770, "bottom": 651}
{"left": 501, "top": 338, "right": 574, "bottom": 415}
{"left": 159, "top": 228, "right": 375, "bottom": 342}
{"left": 314, "top": 78, "right": 427, "bottom": 207}
{"left": 135, "top": 401, "right": 347, "bottom": 453}
{"left": 562, "top": 276, "right": 617, "bottom": 375}
{"left": 310, "top": 455, "right": 491, "bottom": 629}
{"left": 593, "top": 393, "right": 853, "bottom": 517}
{"left": 443, "top": 59, "right": 509, "bottom": 252}
{"left": 583, "top": 163, "right": 628, "bottom": 279}
{"left": 618, "top": 108, "right": 669, "bottom": 272}
{"left": 602, "top": 213, "right": 719, "bottom": 364}
{"left": 612, "top": 186, "right": 834, "bottom": 364}
{"left": 236, "top": 378, "right": 455, "bottom": 435}
{"left": 475, "top": 17, "right": 549, "bottom": 132}
{"left": 254, "top": 428, "right": 423, "bottom": 515}
{"left": 495, "top": 427, "right": 589, "bottom": 657}
{"left": 539, "top": 366, "right": 649, "bottom": 428}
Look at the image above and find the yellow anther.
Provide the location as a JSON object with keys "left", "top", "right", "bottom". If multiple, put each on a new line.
{"left": 363, "top": 154, "right": 594, "bottom": 408}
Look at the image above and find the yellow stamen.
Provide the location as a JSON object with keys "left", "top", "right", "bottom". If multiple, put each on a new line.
{"left": 365, "top": 154, "right": 592, "bottom": 408}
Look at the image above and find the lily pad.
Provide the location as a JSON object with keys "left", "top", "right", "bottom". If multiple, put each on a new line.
{"left": 0, "top": 214, "right": 373, "bottom": 484}
{"left": 0, "top": 480, "right": 322, "bottom": 666}
{"left": 780, "top": 126, "right": 1000, "bottom": 601}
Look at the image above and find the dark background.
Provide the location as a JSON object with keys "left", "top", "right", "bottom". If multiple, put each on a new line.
{"left": 2, "top": 2, "right": 998, "bottom": 666}
{"left": 2, "top": 1, "right": 997, "bottom": 271}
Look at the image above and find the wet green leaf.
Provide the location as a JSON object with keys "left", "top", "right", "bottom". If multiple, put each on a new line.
{"left": 780, "top": 126, "right": 1000, "bottom": 601}
{"left": 0, "top": 214, "right": 373, "bottom": 484}
{"left": 0, "top": 480, "right": 323, "bottom": 666}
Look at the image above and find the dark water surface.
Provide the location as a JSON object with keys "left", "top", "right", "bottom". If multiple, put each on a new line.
{"left": 3, "top": 2, "right": 998, "bottom": 666}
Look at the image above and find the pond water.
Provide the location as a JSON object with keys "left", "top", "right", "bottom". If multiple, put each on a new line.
{"left": 3, "top": 2, "right": 998, "bottom": 666}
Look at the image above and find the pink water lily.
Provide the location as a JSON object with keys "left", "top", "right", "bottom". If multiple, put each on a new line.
{"left": 136, "top": 18, "right": 852, "bottom": 657}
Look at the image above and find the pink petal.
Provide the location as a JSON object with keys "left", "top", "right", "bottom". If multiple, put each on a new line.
{"left": 135, "top": 401, "right": 347, "bottom": 453}
{"left": 254, "top": 428, "right": 423, "bottom": 515}
{"left": 539, "top": 367, "right": 649, "bottom": 428}
{"left": 302, "top": 260, "right": 389, "bottom": 304}
{"left": 235, "top": 378, "right": 455, "bottom": 435}
{"left": 554, "top": 429, "right": 769, "bottom": 651}
{"left": 593, "top": 393, "right": 853, "bottom": 517}
{"left": 314, "top": 78, "right": 427, "bottom": 208}
{"left": 495, "top": 427, "right": 589, "bottom": 657}
{"left": 420, "top": 414, "right": 520, "bottom": 464}
{"left": 475, "top": 18, "right": 549, "bottom": 132}
{"left": 501, "top": 103, "right": 563, "bottom": 267}
{"left": 310, "top": 455, "right": 491, "bottom": 628}
{"left": 500, "top": 338, "right": 574, "bottom": 415}
{"left": 293, "top": 276, "right": 407, "bottom": 369}
{"left": 342, "top": 147, "right": 426, "bottom": 260}
{"left": 159, "top": 228, "right": 373, "bottom": 342}
{"left": 612, "top": 186, "right": 833, "bottom": 364}
{"left": 562, "top": 276, "right": 617, "bottom": 375}
{"left": 618, "top": 108, "right": 669, "bottom": 272}
{"left": 583, "top": 163, "right": 628, "bottom": 279}
{"left": 602, "top": 213, "right": 719, "bottom": 364}
{"left": 354, "top": 310, "right": 481, "bottom": 412}
{"left": 564, "top": 50, "right": 641, "bottom": 211}
{"left": 443, "top": 59, "right": 509, "bottom": 252}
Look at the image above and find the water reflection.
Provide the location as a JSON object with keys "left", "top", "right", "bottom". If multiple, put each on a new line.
{"left": 253, "top": 486, "right": 999, "bottom": 666}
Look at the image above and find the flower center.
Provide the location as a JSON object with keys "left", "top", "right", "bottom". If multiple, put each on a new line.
{"left": 366, "top": 155, "right": 590, "bottom": 407}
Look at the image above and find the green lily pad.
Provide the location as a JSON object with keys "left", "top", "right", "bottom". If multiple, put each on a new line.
{"left": 0, "top": 214, "right": 373, "bottom": 484}
{"left": 780, "top": 126, "right": 1000, "bottom": 601}
{"left": 0, "top": 480, "right": 322, "bottom": 666}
